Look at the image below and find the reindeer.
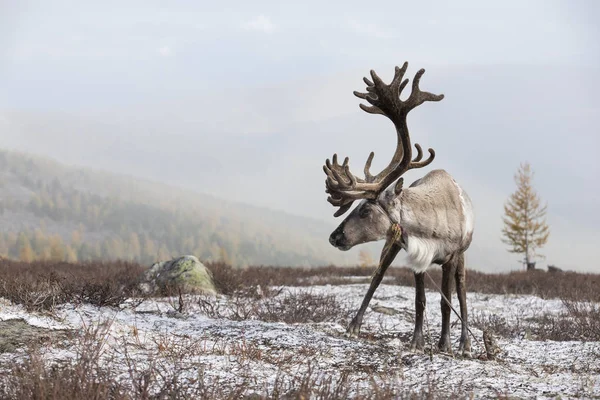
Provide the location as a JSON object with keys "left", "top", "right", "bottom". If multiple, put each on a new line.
{"left": 323, "top": 62, "right": 474, "bottom": 357}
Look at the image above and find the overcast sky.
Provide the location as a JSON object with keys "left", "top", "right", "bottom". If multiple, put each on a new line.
{"left": 1, "top": 1, "right": 599, "bottom": 272}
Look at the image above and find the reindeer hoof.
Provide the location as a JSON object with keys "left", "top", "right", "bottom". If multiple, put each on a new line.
{"left": 438, "top": 335, "right": 453, "bottom": 354}
{"left": 459, "top": 338, "right": 472, "bottom": 358}
{"left": 409, "top": 335, "right": 425, "bottom": 353}
{"left": 345, "top": 321, "right": 361, "bottom": 338}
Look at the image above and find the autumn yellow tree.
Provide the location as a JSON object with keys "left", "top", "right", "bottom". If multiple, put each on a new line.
{"left": 358, "top": 249, "right": 375, "bottom": 268}
{"left": 49, "top": 235, "right": 65, "bottom": 261}
{"left": 0, "top": 235, "right": 8, "bottom": 257}
{"left": 502, "top": 163, "right": 550, "bottom": 270}
{"left": 17, "top": 233, "right": 35, "bottom": 262}
{"left": 127, "top": 232, "right": 141, "bottom": 261}
{"left": 157, "top": 245, "right": 171, "bottom": 261}
{"left": 219, "top": 247, "right": 232, "bottom": 266}
{"left": 64, "top": 245, "right": 78, "bottom": 262}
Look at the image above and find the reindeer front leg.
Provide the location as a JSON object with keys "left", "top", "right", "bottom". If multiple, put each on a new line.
{"left": 346, "top": 243, "right": 401, "bottom": 337}
{"left": 345, "top": 267, "right": 389, "bottom": 337}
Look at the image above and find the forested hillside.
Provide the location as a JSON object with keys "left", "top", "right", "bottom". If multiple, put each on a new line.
{"left": 0, "top": 150, "right": 369, "bottom": 267}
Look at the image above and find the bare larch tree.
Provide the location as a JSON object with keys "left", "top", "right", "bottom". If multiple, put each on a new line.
{"left": 502, "top": 162, "right": 549, "bottom": 271}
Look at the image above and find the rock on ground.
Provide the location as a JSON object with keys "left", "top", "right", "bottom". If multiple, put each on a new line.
{"left": 143, "top": 255, "right": 216, "bottom": 294}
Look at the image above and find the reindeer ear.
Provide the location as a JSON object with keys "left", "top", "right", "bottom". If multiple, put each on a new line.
{"left": 394, "top": 178, "right": 404, "bottom": 195}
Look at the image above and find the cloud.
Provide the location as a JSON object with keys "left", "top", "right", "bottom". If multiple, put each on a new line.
{"left": 243, "top": 15, "right": 276, "bottom": 34}
{"left": 347, "top": 19, "right": 392, "bottom": 39}
{"left": 157, "top": 46, "right": 172, "bottom": 57}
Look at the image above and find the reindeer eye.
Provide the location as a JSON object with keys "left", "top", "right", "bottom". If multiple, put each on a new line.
{"left": 359, "top": 207, "right": 371, "bottom": 218}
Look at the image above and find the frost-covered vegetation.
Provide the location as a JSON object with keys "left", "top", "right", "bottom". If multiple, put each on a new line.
{"left": 0, "top": 260, "right": 599, "bottom": 399}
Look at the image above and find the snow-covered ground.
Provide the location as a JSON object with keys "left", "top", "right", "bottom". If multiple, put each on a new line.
{"left": 1, "top": 283, "right": 599, "bottom": 398}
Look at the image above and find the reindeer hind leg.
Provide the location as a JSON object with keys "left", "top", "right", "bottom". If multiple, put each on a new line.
{"left": 455, "top": 252, "right": 471, "bottom": 358}
{"left": 438, "top": 260, "right": 455, "bottom": 354}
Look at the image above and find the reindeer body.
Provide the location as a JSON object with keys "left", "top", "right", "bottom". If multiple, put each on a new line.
{"left": 397, "top": 169, "right": 474, "bottom": 272}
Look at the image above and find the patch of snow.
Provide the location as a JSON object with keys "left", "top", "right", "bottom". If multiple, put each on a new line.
{"left": 1, "top": 283, "right": 598, "bottom": 398}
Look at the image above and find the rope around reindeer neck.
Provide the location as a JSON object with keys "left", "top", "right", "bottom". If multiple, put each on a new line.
{"left": 369, "top": 223, "right": 403, "bottom": 281}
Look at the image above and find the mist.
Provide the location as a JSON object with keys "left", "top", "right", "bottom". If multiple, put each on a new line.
{"left": 1, "top": 1, "right": 599, "bottom": 272}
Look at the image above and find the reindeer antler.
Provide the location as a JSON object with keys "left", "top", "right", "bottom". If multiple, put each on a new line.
{"left": 324, "top": 62, "right": 444, "bottom": 217}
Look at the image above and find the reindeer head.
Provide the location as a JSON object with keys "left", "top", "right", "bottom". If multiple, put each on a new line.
{"left": 328, "top": 191, "right": 397, "bottom": 251}
{"left": 324, "top": 62, "right": 444, "bottom": 250}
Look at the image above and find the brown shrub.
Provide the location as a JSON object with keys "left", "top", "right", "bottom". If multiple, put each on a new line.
{"left": 529, "top": 299, "right": 600, "bottom": 342}
{"left": 462, "top": 269, "right": 600, "bottom": 301}
{"left": 206, "top": 262, "right": 381, "bottom": 293}
{"left": 3, "top": 257, "right": 599, "bottom": 311}
{"left": 472, "top": 297, "right": 600, "bottom": 342}
{"left": 0, "top": 259, "right": 145, "bottom": 311}
{"left": 196, "top": 290, "right": 348, "bottom": 324}
{"left": 205, "top": 261, "right": 247, "bottom": 295}
{"left": 471, "top": 312, "right": 523, "bottom": 339}
{"left": 257, "top": 291, "right": 348, "bottom": 324}
{"left": 208, "top": 262, "right": 600, "bottom": 303}
{"left": 0, "top": 320, "right": 466, "bottom": 400}
{"left": 0, "top": 321, "right": 128, "bottom": 400}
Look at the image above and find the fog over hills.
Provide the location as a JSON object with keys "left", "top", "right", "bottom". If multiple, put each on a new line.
{"left": 0, "top": 149, "right": 386, "bottom": 267}
{"left": 2, "top": 65, "right": 599, "bottom": 272}
{"left": 2, "top": 1, "right": 598, "bottom": 272}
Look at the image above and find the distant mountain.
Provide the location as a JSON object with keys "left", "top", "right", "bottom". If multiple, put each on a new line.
{"left": 0, "top": 149, "right": 376, "bottom": 267}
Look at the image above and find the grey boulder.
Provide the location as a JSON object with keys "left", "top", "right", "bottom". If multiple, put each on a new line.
{"left": 142, "top": 255, "right": 216, "bottom": 295}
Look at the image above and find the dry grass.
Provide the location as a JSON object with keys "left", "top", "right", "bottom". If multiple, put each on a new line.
{"left": 2, "top": 258, "right": 599, "bottom": 344}
{"left": 471, "top": 312, "right": 523, "bottom": 339}
{"left": 180, "top": 262, "right": 600, "bottom": 344}
{"left": 461, "top": 269, "right": 600, "bottom": 302}
{"left": 527, "top": 299, "right": 600, "bottom": 342}
{"left": 0, "top": 324, "right": 467, "bottom": 400}
{"left": 0, "top": 320, "right": 127, "bottom": 400}
{"left": 206, "top": 262, "right": 600, "bottom": 302}
{"left": 471, "top": 296, "right": 600, "bottom": 342}
{"left": 1, "top": 259, "right": 598, "bottom": 398}
{"left": 3, "top": 258, "right": 598, "bottom": 307}
{"left": 196, "top": 290, "right": 349, "bottom": 324}
{"left": 0, "top": 258, "right": 145, "bottom": 311}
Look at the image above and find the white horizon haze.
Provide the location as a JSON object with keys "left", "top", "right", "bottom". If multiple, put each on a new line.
{"left": 1, "top": 1, "right": 599, "bottom": 272}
